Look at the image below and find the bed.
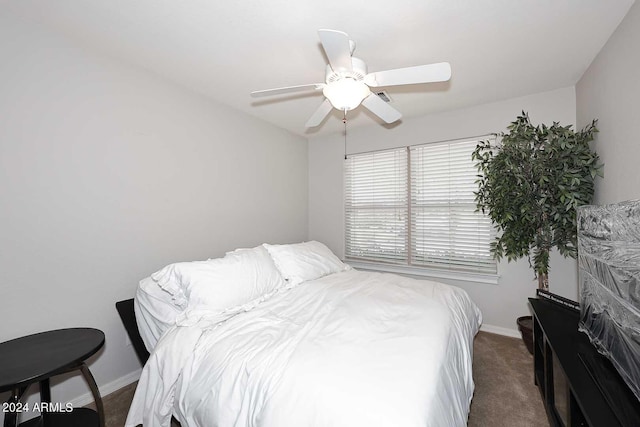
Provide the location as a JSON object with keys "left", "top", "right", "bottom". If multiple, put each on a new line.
{"left": 125, "top": 241, "right": 481, "bottom": 427}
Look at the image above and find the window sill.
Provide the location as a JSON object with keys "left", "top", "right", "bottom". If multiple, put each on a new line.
{"left": 345, "top": 260, "right": 499, "bottom": 285}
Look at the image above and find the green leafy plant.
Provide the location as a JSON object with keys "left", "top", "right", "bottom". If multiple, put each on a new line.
{"left": 472, "top": 112, "right": 603, "bottom": 290}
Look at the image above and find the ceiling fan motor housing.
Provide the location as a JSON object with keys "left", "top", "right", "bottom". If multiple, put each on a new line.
{"left": 325, "top": 57, "right": 368, "bottom": 83}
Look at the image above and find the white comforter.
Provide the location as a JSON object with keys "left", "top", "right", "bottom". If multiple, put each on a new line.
{"left": 126, "top": 270, "right": 482, "bottom": 427}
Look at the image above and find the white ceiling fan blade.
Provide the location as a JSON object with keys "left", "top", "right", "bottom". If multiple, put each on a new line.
{"left": 361, "top": 93, "right": 402, "bottom": 124}
{"left": 318, "top": 29, "right": 353, "bottom": 73}
{"left": 251, "top": 83, "right": 324, "bottom": 98}
{"left": 305, "top": 99, "right": 334, "bottom": 128}
{"left": 365, "top": 62, "right": 451, "bottom": 87}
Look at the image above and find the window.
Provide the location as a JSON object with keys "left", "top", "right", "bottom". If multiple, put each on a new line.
{"left": 344, "top": 137, "right": 496, "bottom": 276}
{"left": 344, "top": 148, "right": 408, "bottom": 263}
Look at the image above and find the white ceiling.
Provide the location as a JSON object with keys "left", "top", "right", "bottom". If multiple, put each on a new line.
{"left": 4, "top": 0, "right": 635, "bottom": 137}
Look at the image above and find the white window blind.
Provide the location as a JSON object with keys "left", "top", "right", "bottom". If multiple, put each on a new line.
{"left": 345, "top": 138, "right": 496, "bottom": 275}
{"left": 410, "top": 140, "right": 496, "bottom": 274}
{"left": 344, "top": 148, "right": 408, "bottom": 264}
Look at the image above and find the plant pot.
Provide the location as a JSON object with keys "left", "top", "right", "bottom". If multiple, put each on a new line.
{"left": 517, "top": 315, "right": 534, "bottom": 355}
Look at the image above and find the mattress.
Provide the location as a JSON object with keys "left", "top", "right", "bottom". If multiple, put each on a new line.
{"left": 126, "top": 269, "right": 481, "bottom": 427}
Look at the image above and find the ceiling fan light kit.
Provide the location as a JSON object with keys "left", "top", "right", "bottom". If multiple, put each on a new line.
{"left": 323, "top": 78, "right": 371, "bottom": 111}
{"left": 251, "top": 29, "right": 451, "bottom": 128}
{"left": 322, "top": 56, "right": 370, "bottom": 111}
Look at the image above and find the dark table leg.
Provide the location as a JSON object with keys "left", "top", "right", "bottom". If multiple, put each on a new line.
{"left": 79, "top": 363, "right": 105, "bottom": 427}
{"left": 3, "top": 387, "right": 28, "bottom": 427}
{"left": 3, "top": 388, "right": 19, "bottom": 427}
{"left": 39, "top": 378, "right": 51, "bottom": 425}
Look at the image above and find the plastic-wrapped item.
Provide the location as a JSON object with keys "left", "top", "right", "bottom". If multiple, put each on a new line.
{"left": 578, "top": 200, "right": 640, "bottom": 402}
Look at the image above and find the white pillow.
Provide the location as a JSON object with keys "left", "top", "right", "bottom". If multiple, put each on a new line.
{"left": 263, "top": 241, "right": 349, "bottom": 285}
{"left": 149, "top": 246, "right": 286, "bottom": 319}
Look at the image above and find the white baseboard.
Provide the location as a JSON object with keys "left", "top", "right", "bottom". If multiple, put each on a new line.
{"left": 480, "top": 323, "right": 521, "bottom": 338}
{"left": 70, "top": 368, "right": 141, "bottom": 408}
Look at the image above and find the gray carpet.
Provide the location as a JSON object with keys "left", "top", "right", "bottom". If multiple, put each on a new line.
{"left": 468, "top": 332, "right": 548, "bottom": 427}
{"left": 94, "top": 331, "right": 548, "bottom": 426}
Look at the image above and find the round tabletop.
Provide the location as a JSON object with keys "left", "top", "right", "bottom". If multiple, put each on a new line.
{"left": 0, "top": 328, "right": 105, "bottom": 393}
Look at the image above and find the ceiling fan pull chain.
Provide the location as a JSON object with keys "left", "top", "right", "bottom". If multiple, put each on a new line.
{"left": 343, "top": 110, "right": 348, "bottom": 160}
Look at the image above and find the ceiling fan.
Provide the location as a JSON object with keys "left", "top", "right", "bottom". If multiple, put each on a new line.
{"left": 250, "top": 29, "right": 451, "bottom": 128}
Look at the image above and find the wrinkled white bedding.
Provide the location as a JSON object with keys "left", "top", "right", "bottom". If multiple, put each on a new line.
{"left": 126, "top": 270, "right": 481, "bottom": 427}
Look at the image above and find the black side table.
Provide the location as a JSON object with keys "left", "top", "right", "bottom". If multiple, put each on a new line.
{"left": 0, "top": 328, "right": 105, "bottom": 427}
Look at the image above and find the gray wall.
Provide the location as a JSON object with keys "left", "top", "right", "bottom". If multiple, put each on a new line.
{"left": 0, "top": 11, "right": 307, "bottom": 417}
{"left": 309, "top": 87, "right": 579, "bottom": 334}
{"left": 576, "top": 1, "right": 640, "bottom": 204}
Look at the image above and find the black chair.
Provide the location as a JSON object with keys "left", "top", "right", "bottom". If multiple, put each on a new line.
{"left": 115, "top": 299, "right": 150, "bottom": 365}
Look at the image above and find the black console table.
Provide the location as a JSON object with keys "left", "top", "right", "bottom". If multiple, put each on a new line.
{"left": 530, "top": 298, "right": 640, "bottom": 427}
{"left": 0, "top": 328, "right": 105, "bottom": 427}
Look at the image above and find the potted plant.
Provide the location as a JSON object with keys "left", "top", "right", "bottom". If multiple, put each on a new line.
{"left": 472, "top": 112, "right": 603, "bottom": 352}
